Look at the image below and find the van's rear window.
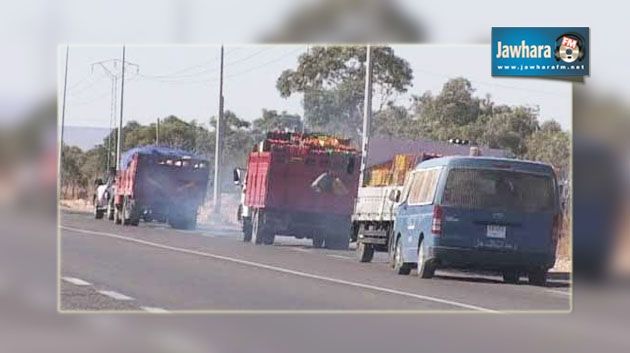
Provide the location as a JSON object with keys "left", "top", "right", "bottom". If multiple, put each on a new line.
{"left": 442, "top": 168, "right": 555, "bottom": 212}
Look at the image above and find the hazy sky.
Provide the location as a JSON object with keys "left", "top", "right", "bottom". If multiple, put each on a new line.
{"left": 60, "top": 44, "right": 571, "bottom": 133}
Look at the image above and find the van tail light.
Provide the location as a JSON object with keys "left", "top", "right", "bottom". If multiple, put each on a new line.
{"left": 431, "top": 205, "right": 443, "bottom": 235}
{"left": 552, "top": 213, "right": 562, "bottom": 243}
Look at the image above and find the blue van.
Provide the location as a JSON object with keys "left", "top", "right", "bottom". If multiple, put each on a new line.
{"left": 389, "top": 156, "right": 561, "bottom": 285}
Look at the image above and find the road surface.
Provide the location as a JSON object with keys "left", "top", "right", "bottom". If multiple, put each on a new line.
{"left": 60, "top": 210, "right": 570, "bottom": 313}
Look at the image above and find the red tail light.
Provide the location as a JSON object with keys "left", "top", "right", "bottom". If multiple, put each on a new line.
{"left": 431, "top": 205, "right": 443, "bottom": 235}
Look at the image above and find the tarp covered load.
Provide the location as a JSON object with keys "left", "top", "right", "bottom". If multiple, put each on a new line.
{"left": 119, "top": 145, "right": 204, "bottom": 170}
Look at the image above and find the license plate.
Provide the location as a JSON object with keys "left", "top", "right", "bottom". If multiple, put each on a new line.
{"left": 486, "top": 225, "right": 506, "bottom": 239}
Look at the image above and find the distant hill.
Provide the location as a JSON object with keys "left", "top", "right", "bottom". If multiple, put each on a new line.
{"left": 64, "top": 126, "right": 111, "bottom": 151}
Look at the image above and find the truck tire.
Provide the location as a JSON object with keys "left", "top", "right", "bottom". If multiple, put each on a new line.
{"left": 527, "top": 268, "right": 548, "bottom": 286}
{"left": 325, "top": 232, "right": 350, "bottom": 250}
{"left": 312, "top": 235, "right": 324, "bottom": 248}
{"left": 107, "top": 202, "right": 115, "bottom": 221}
{"left": 242, "top": 217, "right": 253, "bottom": 242}
{"left": 393, "top": 237, "right": 412, "bottom": 275}
{"left": 263, "top": 233, "right": 275, "bottom": 245}
{"left": 170, "top": 213, "right": 196, "bottom": 230}
{"left": 417, "top": 239, "right": 435, "bottom": 279}
{"left": 502, "top": 270, "right": 520, "bottom": 284}
{"left": 122, "top": 196, "right": 140, "bottom": 226}
{"left": 357, "top": 242, "right": 374, "bottom": 262}
{"left": 114, "top": 205, "right": 122, "bottom": 225}
{"left": 251, "top": 210, "right": 266, "bottom": 245}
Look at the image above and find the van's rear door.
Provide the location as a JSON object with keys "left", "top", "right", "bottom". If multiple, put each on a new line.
{"left": 440, "top": 168, "right": 557, "bottom": 253}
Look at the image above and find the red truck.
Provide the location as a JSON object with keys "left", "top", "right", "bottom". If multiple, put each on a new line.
{"left": 236, "top": 132, "right": 360, "bottom": 249}
{"left": 111, "top": 146, "right": 210, "bottom": 229}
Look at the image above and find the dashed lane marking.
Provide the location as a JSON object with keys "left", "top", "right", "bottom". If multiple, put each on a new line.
{"left": 98, "top": 290, "right": 134, "bottom": 301}
{"left": 141, "top": 306, "right": 169, "bottom": 313}
{"left": 545, "top": 289, "right": 571, "bottom": 296}
{"left": 61, "top": 226, "right": 499, "bottom": 313}
{"left": 327, "top": 254, "right": 354, "bottom": 261}
{"left": 62, "top": 277, "right": 91, "bottom": 286}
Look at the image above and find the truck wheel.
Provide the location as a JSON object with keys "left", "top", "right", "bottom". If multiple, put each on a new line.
{"left": 502, "top": 270, "right": 520, "bottom": 284}
{"left": 251, "top": 210, "right": 265, "bottom": 245}
{"left": 262, "top": 233, "right": 275, "bottom": 245}
{"left": 122, "top": 196, "right": 140, "bottom": 226}
{"left": 114, "top": 204, "right": 122, "bottom": 224}
{"left": 169, "top": 212, "right": 196, "bottom": 230}
{"left": 242, "top": 218, "right": 252, "bottom": 242}
{"left": 326, "top": 233, "right": 350, "bottom": 250}
{"left": 393, "top": 238, "right": 412, "bottom": 275}
{"left": 357, "top": 242, "right": 374, "bottom": 262}
{"left": 527, "top": 268, "right": 548, "bottom": 286}
{"left": 312, "top": 235, "right": 324, "bottom": 248}
{"left": 417, "top": 240, "right": 435, "bottom": 279}
{"left": 107, "top": 202, "right": 115, "bottom": 221}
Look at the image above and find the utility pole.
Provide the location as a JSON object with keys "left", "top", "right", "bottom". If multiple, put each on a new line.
{"left": 92, "top": 58, "right": 137, "bottom": 170}
{"left": 116, "top": 45, "right": 126, "bottom": 171}
{"left": 213, "top": 45, "right": 224, "bottom": 215}
{"left": 60, "top": 45, "right": 70, "bottom": 152}
{"left": 106, "top": 76, "right": 118, "bottom": 170}
{"left": 156, "top": 117, "right": 160, "bottom": 145}
{"left": 359, "top": 45, "right": 373, "bottom": 187}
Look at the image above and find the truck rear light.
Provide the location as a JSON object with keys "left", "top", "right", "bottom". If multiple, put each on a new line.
{"left": 431, "top": 205, "right": 443, "bottom": 235}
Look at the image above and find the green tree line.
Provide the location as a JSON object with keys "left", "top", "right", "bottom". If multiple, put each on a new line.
{"left": 61, "top": 46, "right": 569, "bottom": 199}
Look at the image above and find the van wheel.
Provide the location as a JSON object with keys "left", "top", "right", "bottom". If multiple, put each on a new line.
{"left": 393, "top": 238, "right": 412, "bottom": 275}
{"left": 417, "top": 240, "right": 435, "bottom": 279}
{"left": 528, "top": 269, "right": 548, "bottom": 286}
{"left": 357, "top": 242, "right": 374, "bottom": 263}
{"left": 502, "top": 270, "right": 520, "bottom": 284}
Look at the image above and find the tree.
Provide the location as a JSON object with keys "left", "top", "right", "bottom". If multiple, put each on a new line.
{"left": 61, "top": 145, "right": 87, "bottom": 198}
{"left": 277, "top": 46, "right": 413, "bottom": 141}
{"left": 525, "top": 121, "right": 570, "bottom": 173}
{"left": 252, "top": 109, "right": 303, "bottom": 136}
{"left": 479, "top": 106, "right": 540, "bottom": 156}
{"left": 209, "top": 110, "right": 256, "bottom": 190}
{"left": 372, "top": 103, "right": 413, "bottom": 138}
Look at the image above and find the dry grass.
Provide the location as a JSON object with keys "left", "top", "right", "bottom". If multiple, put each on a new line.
{"left": 553, "top": 214, "right": 572, "bottom": 272}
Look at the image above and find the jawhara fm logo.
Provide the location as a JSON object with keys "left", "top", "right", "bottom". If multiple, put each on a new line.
{"left": 555, "top": 33, "right": 586, "bottom": 63}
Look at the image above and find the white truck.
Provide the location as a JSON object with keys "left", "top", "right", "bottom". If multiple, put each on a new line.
{"left": 351, "top": 185, "right": 403, "bottom": 262}
{"left": 351, "top": 152, "right": 442, "bottom": 262}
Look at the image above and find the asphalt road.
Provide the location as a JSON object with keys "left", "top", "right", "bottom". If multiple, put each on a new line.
{"left": 60, "top": 210, "right": 570, "bottom": 313}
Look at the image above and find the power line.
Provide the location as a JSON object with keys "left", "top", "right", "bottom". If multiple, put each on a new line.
{"left": 138, "top": 47, "right": 275, "bottom": 83}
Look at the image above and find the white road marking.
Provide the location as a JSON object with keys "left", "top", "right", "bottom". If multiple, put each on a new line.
{"left": 62, "top": 277, "right": 91, "bottom": 286}
{"left": 141, "top": 306, "right": 169, "bottom": 313}
{"left": 327, "top": 254, "right": 353, "bottom": 261}
{"left": 61, "top": 226, "right": 498, "bottom": 313}
{"left": 545, "top": 289, "right": 571, "bottom": 296}
{"left": 98, "top": 290, "right": 134, "bottom": 301}
{"left": 291, "top": 247, "right": 313, "bottom": 253}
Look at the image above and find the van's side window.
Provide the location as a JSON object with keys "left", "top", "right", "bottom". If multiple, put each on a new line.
{"left": 408, "top": 168, "right": 441, "bottom": 205}
{"left": 400, "top": 172, "right": 416, "bottom": 202}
